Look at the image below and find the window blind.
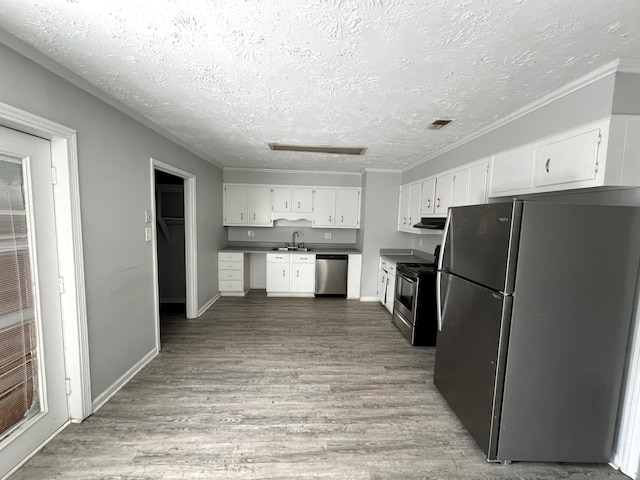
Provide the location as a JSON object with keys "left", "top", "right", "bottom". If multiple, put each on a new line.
{"left": 0, "top": 157, "right": 39, "bottom": 439}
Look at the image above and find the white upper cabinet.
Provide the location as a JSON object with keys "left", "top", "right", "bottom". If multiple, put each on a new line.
{"left": 489, "top": 116, "right": 640, "bottom": 197}
{"left": 224, "top": 184, "right": 248, "bottom": 225}
{"left": 313, "top": 187, "right": 361, "bottom": 229}
{"left": 398, "top": 183, "right": 422, "bottom": 233}
{"left": 451, "top": 168, "right": 470, "bottom": 207}
{"left": 336, "top": 188, "right": 360, "bottom": 228}
{"left": 248, "top": 186, "right": 272, "bottom": 225}
{"left": 534, "top": 127, "right": 600, "bottom": 187}
{"left": 223, "top": 184, "right": 272, "bottom": 226}
{"left": 489, "top": 145, "right": 536, "bottom": 197}
{"left": 467, "top": 161, "right": 490, "bottom": 205}
{"left": 292, "top": 187, "right": 313, "bottom": 213}
{"left": 271, "top": 187, "right": 292, "bottom": 213}
{"left": 434, "top": 172, "right": 453, "bottom": 215}
{"left": 420, "top": 177, "right": 436, "bottom": 215}
{"left": 313, "top": 188, "right": 336, "bottom": 227}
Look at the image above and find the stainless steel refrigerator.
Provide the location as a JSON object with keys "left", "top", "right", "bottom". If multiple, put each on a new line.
{"left": 434, "top": 200, "right": 640, "bottom": 463}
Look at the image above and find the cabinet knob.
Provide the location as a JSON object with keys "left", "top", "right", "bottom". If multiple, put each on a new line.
{"left": 240, "top": 213, "right": 243, "bottom": 220}
{"left": 286, "top": 201, "right": 288, "bottom": 208}
{"left": 427, "top": 199, "right": 431, "bottom": 208}
{"left": 409, "top": 217, "right": 412, "bottom": 224}
{"left": 341, "top": 215, "right": 344, "bottom": 223}
{"left": 545, "top": 158, "right": 550, "bottom": 173}
{"left": 403, "top": 217, "right": 407, "bottom": 224}
{"left": 297, "top": 270, "right": 299, "bottom": 277}
{"left": 282, "top": 269, "right": 286, "bottom": 277}
{"left": 253, "top": 213, "right": 256, "bottom": 220}
{"left": 298, "top": 201, "right": 301, "bottom": 208}
{"left": 436, "top": 198, "right": 440, "bottom": 208}
{"left": 329, "top": 215, "right": 332, "bottom": 222}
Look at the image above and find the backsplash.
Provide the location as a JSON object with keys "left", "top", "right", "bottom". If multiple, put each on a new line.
{"left": 227, "top": 225, "right": 357, "bottom": 244}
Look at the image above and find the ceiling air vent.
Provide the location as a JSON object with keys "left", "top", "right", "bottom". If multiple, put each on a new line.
{"left": 268, "top": 143, "right": 367, "bottom": 155}
{"left": 427, "top": 119, "right": 453, "bottom": 130}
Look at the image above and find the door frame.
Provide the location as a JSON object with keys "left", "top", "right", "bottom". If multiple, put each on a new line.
{"left": 150, "top": 158, "right": 198, "bottom": 348}
{"left": 0, "top": 101, "right": 91, "bottom": 423}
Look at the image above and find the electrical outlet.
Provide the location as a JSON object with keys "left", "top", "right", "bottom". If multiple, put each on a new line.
{"left": 144, "top": 210, "right": 152, "bottom": 223}
{"left": 325, "top": 232, "right": 331, "bottom": 239}
{"left": 419, "top": 239, "right": 423, "bottom": 247}
{"left": 144, "top": 227, "right": 152, "bottom": 242}
{"left": 248, "top": 230, "right": 255, "bottom": 237}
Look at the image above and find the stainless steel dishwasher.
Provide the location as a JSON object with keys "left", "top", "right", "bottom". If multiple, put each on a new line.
{"left": 315, "top": 254, "right": 348, "bottom": 296}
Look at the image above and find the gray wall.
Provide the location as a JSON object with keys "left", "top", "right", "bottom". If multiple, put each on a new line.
{"left": 228, "top": 225, "right": 356, "bottom": 244}
{"left": 402, "top": 74, "right": 617, "bottom": 184}
{"left": 359, "top": 172, "right": 414, "bottom": 298}
{"left": 0, "top": 42, "right": 225, "bottom": 401}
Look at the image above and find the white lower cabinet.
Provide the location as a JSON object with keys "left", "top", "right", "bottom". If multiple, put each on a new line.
{"left": 384, "top": 263, "right": 396, "bottom": 314}
{"left": 266, "top": 253, "right": 315, "bottom": 296}
{"left": 218, "top": 252, "right": 249, "bottom": 296}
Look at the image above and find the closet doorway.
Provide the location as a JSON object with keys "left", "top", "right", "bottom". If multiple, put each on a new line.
{"left": 150, "top": 158, "right": 198, "bottom": 350}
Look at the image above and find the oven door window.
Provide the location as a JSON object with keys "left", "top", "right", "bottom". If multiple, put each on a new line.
{"left": 396, "top": 274, "right": 417, "bottom": 312}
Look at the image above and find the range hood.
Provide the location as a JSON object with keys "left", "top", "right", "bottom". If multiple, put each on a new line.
{"left": 413, "top": 217, "right": 446, "bottom": 230}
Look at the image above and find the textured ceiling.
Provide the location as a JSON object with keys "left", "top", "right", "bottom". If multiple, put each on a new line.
{"left": 1, "top": 0, "right": 640, "bottom": 172}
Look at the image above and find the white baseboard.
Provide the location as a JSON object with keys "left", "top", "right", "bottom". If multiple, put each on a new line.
{"left": 198, "top": 293, "right": 220, "bottom": 317}
{"left": 3, "top": 420, "right": 70, "bottom": 480}
{"left": 360, "top": 296, "right": 380, "bottom": 302}
{"left": 91, "top": 348, "right": 157, "bottom": 413}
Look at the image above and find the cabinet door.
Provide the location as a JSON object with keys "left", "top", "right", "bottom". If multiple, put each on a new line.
{"left": 408, "top": 183, "right": 422, "bottom": 230}
{"left": 397, "top": 186, "right": 410, "bottom": 231}
{"left": 535, "top": 127, "right": 600, "bottom": 187}
{"left": 421, "top": 177, "right": 436, "bottom": 215}
{"left": 451, "top": 168, "right": 470, "bottom": 207}
{"left": 385, "top": 272, "right": 396, "bottom": 314}
{"left": 378, "top": 267, "right": 387, "bottom": 304}
{"left": 291, "top": 262, "right": 315, "bottom": 293}
{"left": 266, "top": 261, "right": 290, "bottom": 292}
{"left": 292, "top": 187, "right": 313, "bottom": 213}
{"left": 271, "top": 187, "right": 291, "bottom": 213}
{"left": 336, "top": 188, "right": 360, "bottom": 228}
{"left": 467, "top": 161, "right": 489, "bottom": 205}
{"left": 313, "top": 188, "right": 336, "bottom": 226}
{"left": 249, "top": 186, "right": 272, "bottom": 225}
{"left": 490, "top": 145, "right": 534, "bottom": 196}
{"left": 434, "top": 173, "right": 454, "bottom": 215}
{"left": 224, "top": 184, "right": 248, "bottom": 225}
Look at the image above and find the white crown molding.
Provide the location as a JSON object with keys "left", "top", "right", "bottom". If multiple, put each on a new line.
{"left": 223, "top": 166, "right": 362, "bottom": 176}
{"left": 363, "top": 168, "right": 402, "bottom": 174}
{"left": 402, "top": 57, "right": 633, "bottom": 173}
{"left": 0, "top": 27, "right": 223, "bottom": 169}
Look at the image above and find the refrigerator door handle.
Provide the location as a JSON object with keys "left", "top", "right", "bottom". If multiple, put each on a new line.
{"left": 436, "top": 270, "right": 443, "bottom": 331}
{"left": 438, "top": 209, "right": 452, "bottom": 271}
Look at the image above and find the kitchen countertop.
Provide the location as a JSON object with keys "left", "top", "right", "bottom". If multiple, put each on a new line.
{"left": 379, "top": 248, "right": 437, "bottom": 265}
{"left": 220, "top": 244, "right": 361, "bottom": 255}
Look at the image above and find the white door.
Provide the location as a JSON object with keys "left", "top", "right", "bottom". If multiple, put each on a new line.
{"left": 407, "top": 184, "right": 422, "bottom": 231}
{"left": 0, "top": 126, "right": 68, "bottom": 478}
{"left": 397, "top": 186, "right": 410, "bottom": 231}
{"left": 420, "top": 177, "right": 436, "bottom": 215}
{"left": 271, "top": 187, "right": 291, "bottom": 213}
{"left": 266, "top": 261, "right": 290, "bottom": 293}
{"left": 248, "top": 186, "right": 271, "bottom": 225}
{"left": 292, "top": 187, "right": 313, "bottom": 213}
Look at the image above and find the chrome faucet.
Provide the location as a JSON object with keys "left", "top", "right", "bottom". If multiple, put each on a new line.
{"left": 292, "top": 231, "right": 300, "bottom": 247}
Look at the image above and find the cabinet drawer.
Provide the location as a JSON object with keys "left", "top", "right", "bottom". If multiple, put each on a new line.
{"left": 387, "top": 264, "right": 396, "bottom": 275}
{"left": 219, "top": 280, "right": 242, "bottom": 292}
{"left": 218, "top": 252, "right": 243, "bottom": 262}
{"left": 291, "top": 254, "right": 315, "bottom": 264}
{"left": 219, "top": 260, "right": 242, "bottom": 270}
{"left": 267, "top": 254, "right": 289, "bottom": 263}
{"left": 219, "top": 269, "right": 242, "bottom": 281}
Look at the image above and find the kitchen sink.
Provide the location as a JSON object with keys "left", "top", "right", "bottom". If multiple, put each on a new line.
{"left": 272, "top": 247, "right": 312, "bottom": 252}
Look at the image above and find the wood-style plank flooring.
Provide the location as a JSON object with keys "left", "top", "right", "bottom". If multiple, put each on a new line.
{"left": 11, "top": 292, "right": 628, "bottom": 479}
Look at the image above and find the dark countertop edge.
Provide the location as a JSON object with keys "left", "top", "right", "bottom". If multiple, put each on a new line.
{"left": 220, "top": 244, "right": 361, "bottom": 255}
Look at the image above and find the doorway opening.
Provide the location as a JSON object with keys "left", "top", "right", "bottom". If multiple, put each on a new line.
{"left": 150, "top": 158, "right": 198, "bottom": 351}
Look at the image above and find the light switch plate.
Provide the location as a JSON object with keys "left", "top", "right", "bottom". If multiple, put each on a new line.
{"left": 248, "top": 230, "right": 255, "bottom": 237}
{"left": 145, "top": 210, "right": 152, "bottom": 223}
{"left": 145, "top": 227, "right": 152, "bottom": 242}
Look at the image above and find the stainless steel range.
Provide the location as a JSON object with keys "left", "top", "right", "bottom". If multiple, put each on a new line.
{"left": 392, "top": 259, "right": 438, "bottom": 346}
